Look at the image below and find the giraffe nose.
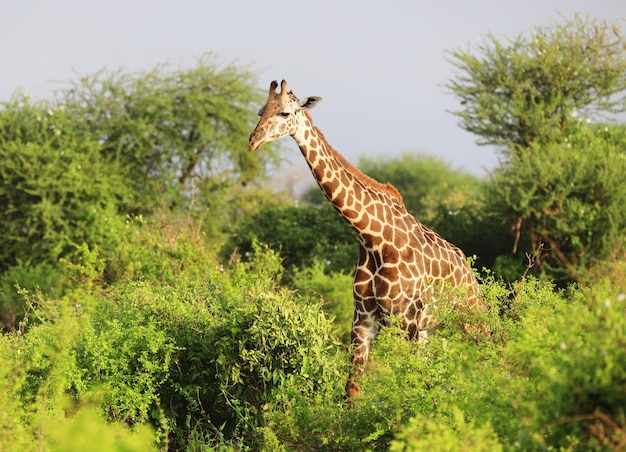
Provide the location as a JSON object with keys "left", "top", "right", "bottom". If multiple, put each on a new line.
{"left": 248, "top": 134, "right": 264, "bottom": 151}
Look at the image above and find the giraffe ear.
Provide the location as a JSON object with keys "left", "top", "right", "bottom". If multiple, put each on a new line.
{"left": 299, "top": 96, "right": 323, "bottom": 111}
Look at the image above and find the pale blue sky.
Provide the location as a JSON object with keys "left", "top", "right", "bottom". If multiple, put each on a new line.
{"left": 1, "top": 1, "right": 624, "bottom": 181}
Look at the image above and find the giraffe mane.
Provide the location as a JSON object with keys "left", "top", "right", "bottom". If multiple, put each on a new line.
{"left": 304, "top": 112, "right": 405, "bottom": 206}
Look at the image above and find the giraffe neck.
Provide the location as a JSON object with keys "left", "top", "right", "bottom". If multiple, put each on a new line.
{"left": 292, "top": 112, "right": 404, "bottom": 238}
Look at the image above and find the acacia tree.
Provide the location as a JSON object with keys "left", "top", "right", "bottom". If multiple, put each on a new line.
{"left": 61, "top": 55, "right": 278, "bottom": 212}
{"left": 448, "top": 14, "right": 626, "bottom": 151}
{"left": 0, "top": 56, "right": 276, "bottom": 329}
{"left": 447, "top": 14, "right": 626, "bottom": 284}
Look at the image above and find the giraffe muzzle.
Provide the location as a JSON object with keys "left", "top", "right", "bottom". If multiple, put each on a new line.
{"left": 248, "top": 134, "right": 265, "bottom": 151}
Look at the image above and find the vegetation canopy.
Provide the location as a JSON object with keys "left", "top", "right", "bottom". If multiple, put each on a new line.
{"left": 447, "top": 14, "right": 626, "bottom": 284}
{"left": 1, "top": 14, "right": 626, "bottom": 451}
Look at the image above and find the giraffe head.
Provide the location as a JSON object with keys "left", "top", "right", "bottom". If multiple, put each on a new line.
{"left": 248, "top": 80, "right": 322, "bottom": 151}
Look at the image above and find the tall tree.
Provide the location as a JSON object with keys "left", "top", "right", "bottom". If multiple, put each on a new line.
{"left": 61, "top": 55, "right": 279, "bottom": 212}
{"left": 447, "top": 14, "right": 626, "bottom": 153}
{"left": 447, "top": 14, "right": 626, "bottom": 284}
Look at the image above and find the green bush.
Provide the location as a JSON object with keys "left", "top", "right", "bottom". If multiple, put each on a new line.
{"left": 0, "top": 287, "right": 156, "bottom": 451}
{"left": 292, "top": 261, "right": 354, "bottom": 344}
{"left": 265, "top": 277, "right": 625, "bottom": 451}
{"left": 60, "top": 56, "right": 276, "bottom": 213}
{"left": 223, "top": 203, "right": 356, "bottom": 276}
{"left": 0, "top": 97, "right": 127, "bottom": 273}
{"left": 87, "top": 218, "right": 347, "bottom": 449}
{"left": 3, "top": 210, "right": 624, "bottom": 450}
{"left": 0, "top": 261, "right": 65, "bottom": 331}
{"left": 1, "top": 216, "right": 348, "bottom": 450}
{"left": 499, "top": 285, "right": 626, "bottom": 449}
{"left": 0, "top": 57, "right": 278, "bottom": 328}
{"left": 390, "top": 407, "right": 503, "bottom": 452}
{"left": 358, "top": 153, "right": 481, "bottom": 224}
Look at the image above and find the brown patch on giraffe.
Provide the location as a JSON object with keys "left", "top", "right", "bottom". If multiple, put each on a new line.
{"left": 374, "top": 203, "right": 385, "bottom": 220}
{"left": 431, "top": 260, "right": 441, "bottom": 277}
{"left": 373, "top": 275, "right": 390, "bottom": 298}
{"left": 395, "top": 229, "right": 409, "bottom": 248}
{"left": 439, "top": 260, "right": 451, "bottom": 278}
{"left": 354, "top": 269, "right": 372, "bottom": 286}
{"left": 343, "top": 208, "right": 359, "bottom": 220}
{"left": 382, "top": 244, "right": 400, "bottom": 264}
{"left": 377, "top": 297, "right": 391, "bottom": 313}
{"left": 383, "top": 206, "right": 395, "bottom": 225}
{"left": 367, "top": 235, "right": 383, "bottom": 249}
{"left": 353, "top": 215, "right": 370, "bottom": 231}
{"left": 396, "top": 260, "right": 412, "bottom": 276}
{"left": 425, "top": 257, "right": 433, "bottom": 275}
{"left": 332, "top": 189, "right": 345, "bottom": 207}
{"left": 400, "top": 246, "right": 414, "bottom": 261}
{"left": 369, "top": 219, "right": 382, "bottom": 234}
{"left": 379, "top": 264, "right": 399, "bottom": 281}
{"left": 405, "top": 303, "right": 418, "bottom": 319}
{"left": 382, "top": 225, "right": 394, "bottom": 242}
{"left": 340, "top": 172, "right": 351, "bottom": 188}
{"left": 358, "top": 298, "right": 376, "bottom": 316}
{"left": 406, "top": 322, "right": 418, "bottom": 339}
{"left": 344, "top": 193, "right": 355, "bottom": 209}
{"left": 432, "top": 245, "right": 442, "bottom": 261}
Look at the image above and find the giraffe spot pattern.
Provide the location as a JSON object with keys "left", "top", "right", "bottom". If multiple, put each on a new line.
{"left": 248, "top": 80, "right": 483, "bottom": 399}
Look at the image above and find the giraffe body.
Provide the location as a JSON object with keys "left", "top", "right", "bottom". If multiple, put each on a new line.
{"left": 249, "top": 80, "right": 481, "bottom": 398}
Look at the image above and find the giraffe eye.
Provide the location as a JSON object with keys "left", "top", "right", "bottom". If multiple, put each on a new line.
{"left": 278, "top": 112, "right": 290, "bottom": 118}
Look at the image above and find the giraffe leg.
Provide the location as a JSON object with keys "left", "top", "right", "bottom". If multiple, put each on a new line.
{"left": 346, "top": 314, "right": 379, "bottom": 399}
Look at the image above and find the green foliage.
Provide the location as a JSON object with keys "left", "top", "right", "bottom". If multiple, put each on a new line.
{"left": 76, "top": 307, "right": 176, "bottom": 425}
{"left": 447, "top": 14, "right": 626, "bottom": 150}
{"left": 2, "top": 211, "right": 625, "bottom": 450}
{"left": 0, "top": 261, "right": 65, "bottom": 331}
{"left": 497, "top": 284, "right": 626, "bottom": 450}
{"left": 358, "top": 153, "right": 481, "bottom": 223}
{"left": 102, "top": 224, "right": 347, "bottom": 450}
{"left": 489, "top": 123, "right": 626, "bottom": 284}
{"left": 61, "top": 55, "right": 278, "bottom": 212}
{"left": 0, "top": 56, "right": 276, "bottom": 328}
{"left": 390, "top": 407, "right": 503, "bottom": 452}
{"left": 222, "top": 202, "right": 357, "bottom": 276}
{"left": 266, "top": 277, "right": 626, "bottom": 451}
{"left": 0, "top": 215, "right": 347, "bottom": 450}
{"left": 43, "top": 405, "right": 156, "bottom": 452}
{"left": 429, "top": 196, "right": 514, "bottom": 277}
{"left": 447, "top": 14, "right": 626, "bottom": 284}
{"left": 0, "top": 97, "right": 127, "bottom": 273}
{"left": 292, "top": 261, "right": 354, "bottom": 343}
{"left": 0, "top": 287, "right": 156, "bottom": 451}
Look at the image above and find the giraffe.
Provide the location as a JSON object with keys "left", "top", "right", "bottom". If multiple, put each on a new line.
{"left": 248, "top": 80, "right": 484, "bottom": 398}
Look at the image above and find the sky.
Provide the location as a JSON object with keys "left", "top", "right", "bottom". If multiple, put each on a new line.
{"left": 1, "top": 1, "right": 624, "bottom": 187}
